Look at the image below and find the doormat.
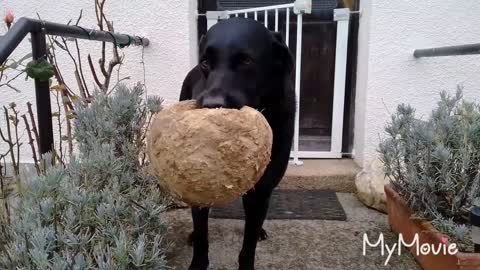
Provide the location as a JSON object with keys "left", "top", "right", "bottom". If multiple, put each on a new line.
{"left": 210, "top": 190, "right": 347, "bottom": 221}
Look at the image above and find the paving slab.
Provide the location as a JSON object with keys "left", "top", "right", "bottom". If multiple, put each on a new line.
{"left": 163, "top": 193, "right": 420, "bottom": 270}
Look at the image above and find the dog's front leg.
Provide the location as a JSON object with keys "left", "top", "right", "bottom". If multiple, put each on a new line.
{"left": 189, "top": 207, "right": 210, "bottom": 270}
{"left": 238, "top": 190, "right": 272, "bottom": 270}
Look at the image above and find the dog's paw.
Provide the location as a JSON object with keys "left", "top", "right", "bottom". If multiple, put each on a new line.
{"left": 189, "top": 256, "right": 209, "bottom": 270}
{"left": 189, "top": 263, "right": 209, "bottom": 270}
{"left": 188, "top": 264, "right": 209, "bottom": 270}
{"left": 238, "top": 261, "right": 255, "bottom": 270}
{"left": 258, "top": 228, "right": 268, "bottom": 241}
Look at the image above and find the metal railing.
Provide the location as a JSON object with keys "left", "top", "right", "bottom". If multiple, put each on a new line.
{"left": 414, "top": 43, "right": 480, "bottom": 58}
{"left": 0, "top": 17, "right": 149, "bottom": 155}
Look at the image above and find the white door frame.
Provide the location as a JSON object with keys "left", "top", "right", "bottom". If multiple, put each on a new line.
{"left": 205, "top": 1, "right": 351, "bottom": 165}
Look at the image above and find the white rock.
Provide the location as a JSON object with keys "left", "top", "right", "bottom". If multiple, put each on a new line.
{"left": 355, "top": 159, "right": 389, "bottom": 213}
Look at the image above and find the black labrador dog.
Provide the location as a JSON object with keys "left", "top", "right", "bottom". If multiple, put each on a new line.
{"left": 179, "top": 18, "right": 295, "bottom": 270}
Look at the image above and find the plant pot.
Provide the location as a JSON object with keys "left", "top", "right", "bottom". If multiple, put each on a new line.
{"left": 385, "top": 184, "right": 480, "bottom": 270}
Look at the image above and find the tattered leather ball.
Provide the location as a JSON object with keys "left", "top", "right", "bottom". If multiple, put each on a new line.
{"left": 147, "top": 100, "right": 273, "bottom": 207}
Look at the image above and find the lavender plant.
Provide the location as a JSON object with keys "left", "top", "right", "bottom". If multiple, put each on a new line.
{"left": 0, "top": 83, "right": 170, "bottom": 269}
{"left": 379, "top": 87, "right": 480, "bottom": 251}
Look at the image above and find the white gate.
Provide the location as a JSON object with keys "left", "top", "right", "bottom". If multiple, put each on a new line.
{"left": 206, "top": 0, "right": 351, "bottom": 165}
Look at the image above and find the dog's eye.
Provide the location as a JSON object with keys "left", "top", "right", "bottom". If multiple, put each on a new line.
{"left": 241, "top": 57, "right": 253, "bottom": 65}
{"left": 200, "top": 60, "right": 210, "bottom": 69}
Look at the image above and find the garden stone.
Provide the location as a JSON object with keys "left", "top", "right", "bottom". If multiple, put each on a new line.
{"left": 355, "top": 159, "right": 389, "bottom": 213}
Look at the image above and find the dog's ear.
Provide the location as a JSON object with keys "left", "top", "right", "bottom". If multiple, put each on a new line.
{"left": 271, "top": 31, "right": 294, "bottom": 75}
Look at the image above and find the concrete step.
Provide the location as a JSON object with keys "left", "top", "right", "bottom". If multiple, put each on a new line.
{"left": 278, "top": 159, "right": 361, "bottom": 193}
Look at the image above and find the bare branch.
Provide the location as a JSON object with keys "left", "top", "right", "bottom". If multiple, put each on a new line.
{"left": 45, "top": 36, "right": 75, "bottom": 110}
{"left": 89, "top": 1, "right": 123, "bottom": 93}
{"left": 99, "top": 44, "right": 108, "bottom": 77}
{"left": 88, "top": 54, "right": 103, "bottom": 89}
{"left": 75, "top": 9, "right": 83, "bottom": 26}
{"left": 10, "top": 106, "right": 21, "bottom": 177}
{"left": 96, "top": 0, "right": 108, "bottom": 78}
{"left": 44, "top": 35, "right": 75, "bottom": 157}
{"left": 61, "top": 37, "right": 89, "bottom": 99}
{"left": 108, "top": 76, "right": 130, "bottom": 95}
{"left": 27, "top": 102, "right": 40, "bottom": 157}
{"left": 54, "top": 92, "right": 63, "bottom": 163}
{"left": 72, "top": 9, "right": 91, "bottom": 98}
{"left": 74, "top": 70, "right": 87, "bottom": 100}
{"left": 0, "top": 70, "right": 26, "bottom": 92}
{"left": 74, "top": 39, "right": 91, "bottom": 99}
{"left": 0, "top": 64, "right": 5, "bottom": 82}
{"left": 2, "top": 107, "right": 18, "bottom": 177}
{"left": 0, "top": 159, "right": 11, "bottom": 225}
{"left": 21, "top": 114, "right": 40, "bottom": 175}
{"left": 140, "top": 46, "right": 147, "bottom": 96}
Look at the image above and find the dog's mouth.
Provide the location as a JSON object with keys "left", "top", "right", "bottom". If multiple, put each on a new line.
{"left": 196, "top": 95, "right": 244, "bottom": 110}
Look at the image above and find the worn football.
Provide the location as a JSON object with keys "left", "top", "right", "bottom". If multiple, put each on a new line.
{"left": 147, "top": 100, "right": 273, "bottom": 207}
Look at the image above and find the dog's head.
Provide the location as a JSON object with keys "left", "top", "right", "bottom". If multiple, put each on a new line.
{"left": 195, "top": 18, "right": 293, "bottom": 109}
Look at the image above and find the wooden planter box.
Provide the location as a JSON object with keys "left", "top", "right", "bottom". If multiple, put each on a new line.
{"left": 385, "top": 185, "right": 480, "bottom": 270}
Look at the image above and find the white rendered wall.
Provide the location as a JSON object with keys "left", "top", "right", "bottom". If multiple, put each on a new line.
{"left": 354, "top": 0, "right": 480, "bottom": 168}
{"left": 0, "top": 0, "right": 198, "bottom": 162}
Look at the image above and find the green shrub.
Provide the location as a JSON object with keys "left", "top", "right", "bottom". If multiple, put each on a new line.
{"left": 0, "top": 84, "right": 170, "bottom": 269}
{"left": 379, "top": 87, "right": 480, "bottom": 251}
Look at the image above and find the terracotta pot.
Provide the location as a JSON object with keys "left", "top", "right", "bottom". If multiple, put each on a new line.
{"left": 385, "top": 185, "right": 480, "bottom": 270}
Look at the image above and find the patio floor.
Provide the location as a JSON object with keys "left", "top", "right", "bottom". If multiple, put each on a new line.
{"left": 163, "top": 193, "right": 421, "bottom": 270}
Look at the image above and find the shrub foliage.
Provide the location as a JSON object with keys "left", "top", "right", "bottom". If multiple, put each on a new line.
{"left": 0, "top": 84, "right": 170, "bottom": 269}
{"left": 379, "top": 88, "right": 480, "bottom": 251}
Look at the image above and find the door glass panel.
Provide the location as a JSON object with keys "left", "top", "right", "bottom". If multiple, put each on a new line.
{"left": 289, "top": 15, "right": 337, "bottom": 152}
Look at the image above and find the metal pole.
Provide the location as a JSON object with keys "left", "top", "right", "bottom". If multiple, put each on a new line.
{"left": 414, "top": 43, "right": 480, "bottom": 58}
{"left": 330, "top": 8, "right": 350, "bottom": 158}
{"left": 289, "top": 0, "right": 312, "bottom": 165}
{"left": 291, "top": 13, "right": 303, "bottom": 166}
{"left": 31, "top": 30, "right": 54, "bottom": 155}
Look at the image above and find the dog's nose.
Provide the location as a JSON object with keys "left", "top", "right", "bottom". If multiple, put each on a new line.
{"left": 201, "top": 95, "right": 227, "bottom": 108}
